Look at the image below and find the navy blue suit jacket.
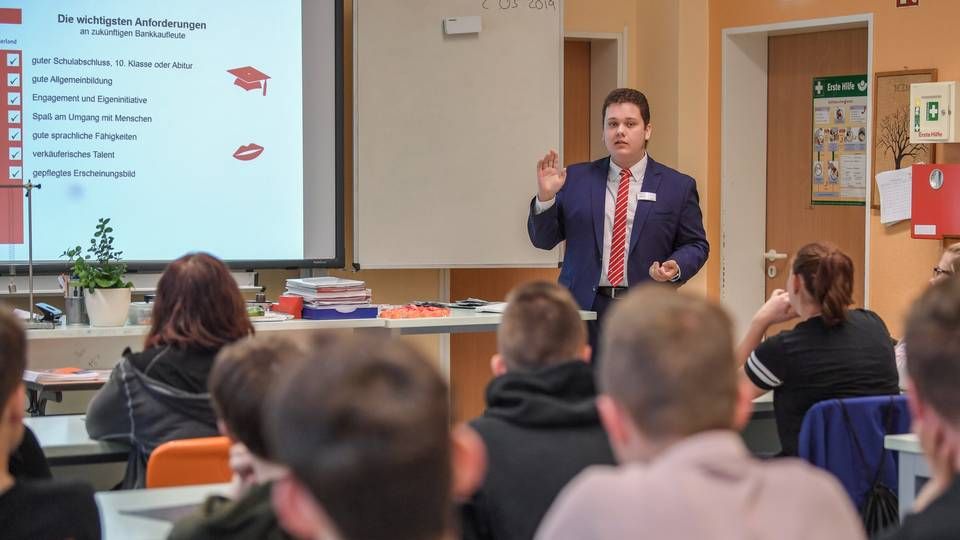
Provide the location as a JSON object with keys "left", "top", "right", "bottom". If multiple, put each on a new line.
{"left": 527, "top": 156, "right": 709, "bottom": 310}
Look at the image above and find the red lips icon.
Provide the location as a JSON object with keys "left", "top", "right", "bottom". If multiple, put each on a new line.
{"left": 233, "top": 143, "right": 264, "bottom": 161}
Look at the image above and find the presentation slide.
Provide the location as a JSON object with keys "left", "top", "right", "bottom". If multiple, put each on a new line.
{"left": 0, "top": 1, "right": 340, "bottom": 268}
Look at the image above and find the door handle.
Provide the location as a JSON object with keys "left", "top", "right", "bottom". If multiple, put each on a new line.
{"left": 764, "top": 249, "right": 788, "bottom": 262}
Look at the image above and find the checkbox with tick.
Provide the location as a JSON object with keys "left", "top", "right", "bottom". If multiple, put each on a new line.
{"left": 7, "top": 111, "right": 18, "bottom": 124}
{"left": 9, "top": 166, "right": 21, "bottom": 179}
{"left": 7, "top": 73, "right": 18, "bottom": 87}
{"left": 8, "top": 127, "right": 20, "bottom": 140}
{"left": 8, "top": 147, "right": 19, "bottom": 161}
{"left": 7, "top": 92, "right": 19, "bottom": 106}
{"left": 6, "top": 53, "right": 18, "bottom": 67}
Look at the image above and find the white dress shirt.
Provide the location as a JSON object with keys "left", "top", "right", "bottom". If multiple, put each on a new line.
{"left": 535, "top": 155, "right": 647, "bottom": 286}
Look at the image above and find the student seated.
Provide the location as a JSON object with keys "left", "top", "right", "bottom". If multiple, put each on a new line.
{"left": 535, "top": 285, "right": 864, "bottom": 540}
{"left": 894, "top": 242, "right": 960, "bottom": 387}
{"left": 737, "top": 242, "right": 899, "bottom": 456}
{"left": 880, "top": 276, "right": 960, "bottom": 539}
{"left": 265, "top": 334, "right": 486, "bottom": 540}
{"left": 460, "top": 281, "right": 614, "bottom": 540}
{"left": 169, "top": 335, "right": 302, "bottom": 540}
{"left": 86, "top": 252, "right": 254, "bottom": 488}
{"left": 0, "top": 307, "right": 101, "bottom": 539}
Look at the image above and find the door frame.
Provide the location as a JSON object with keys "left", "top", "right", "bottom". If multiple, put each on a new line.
{"left": 720, "top": 14, "right": 874, "bottom": 338}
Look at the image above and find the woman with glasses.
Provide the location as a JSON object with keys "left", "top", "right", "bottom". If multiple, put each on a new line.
{"left": 896, "top": 243, "right": 960, "bottom": 387}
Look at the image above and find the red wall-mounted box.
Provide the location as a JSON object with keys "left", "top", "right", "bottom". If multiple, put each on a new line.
{"left": 912, "top": 164, "right": 960, "bottom": 239}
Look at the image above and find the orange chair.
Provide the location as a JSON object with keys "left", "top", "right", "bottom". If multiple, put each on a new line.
{"left": 145, "top": 436, "right": 232, "bottom": 488}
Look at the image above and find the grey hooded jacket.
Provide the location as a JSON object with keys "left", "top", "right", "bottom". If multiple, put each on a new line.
{"left": 85, "top": 346, "right": 219, "bottom": 488}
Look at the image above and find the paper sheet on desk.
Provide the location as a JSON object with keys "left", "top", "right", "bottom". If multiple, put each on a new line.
{"left": 876, "top": 167, "right": 912, "bottom": 225}
{"left": 476, "top": 302, "right": 507, "bottom": 313}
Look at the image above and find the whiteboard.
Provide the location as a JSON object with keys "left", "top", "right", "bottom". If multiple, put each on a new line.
{"left": 354, "top": 0, "right": 563, "bottom": 268}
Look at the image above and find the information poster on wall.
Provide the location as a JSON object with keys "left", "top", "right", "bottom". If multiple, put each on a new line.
{"left": 811, "top": 74, "right": 868, "bottom": 205}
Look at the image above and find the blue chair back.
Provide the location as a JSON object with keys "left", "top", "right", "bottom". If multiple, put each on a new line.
{"left": 797, "top": 395, "right": 910, "bottom": 510}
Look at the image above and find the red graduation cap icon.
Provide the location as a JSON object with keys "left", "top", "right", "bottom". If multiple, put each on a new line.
{"left": 227, "top": 66, "right": 270, "bottom": 96}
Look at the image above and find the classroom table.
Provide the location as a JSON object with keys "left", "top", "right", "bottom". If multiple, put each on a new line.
{"left": 25, "top": 309, "right": 598, "bottom": 373}
{"left": 24, "top": 378, "right": 106, "bottom": 416}
{"left": 24, "top": 414, "right": 128, "bottom": 466}
{"left": 96, "top": 482, "right": 231, "bottom": 540}
{"left": 885, "top": 433, "right": 928, "bottom": 520}
{"left": 752, "top": 391, "right": 773, "bottom": 416}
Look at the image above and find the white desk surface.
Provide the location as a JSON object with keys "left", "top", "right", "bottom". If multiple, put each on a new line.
{"left": 24, "top": 308, "right": 597, "bottom": 371}
{"left": 26, "top": 308, "right": 597, "bottom": 339}
{"left": 96, "top": 483, "right": 230, "bottom": 540}
{"left": 24, "top": 414, "right": 128, "bottom": 463}
{"left": 26, "top": 317, "right": 385, "bottom": 340}
{"left": 885, "top": 433, "right": 920, "bottom": 453}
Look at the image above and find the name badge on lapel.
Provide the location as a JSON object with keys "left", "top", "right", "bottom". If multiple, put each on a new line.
{"left": 637, "top": 192, "right": 657, "bottom": 202}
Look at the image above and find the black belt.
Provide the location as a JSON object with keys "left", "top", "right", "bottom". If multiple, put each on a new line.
{"left": 597, "top": 286, "right": 628, "bottom": 299}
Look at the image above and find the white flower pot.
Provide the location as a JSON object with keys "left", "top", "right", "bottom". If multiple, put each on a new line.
{"left": 85, "top": 288, "right": 132, "bottom": 327}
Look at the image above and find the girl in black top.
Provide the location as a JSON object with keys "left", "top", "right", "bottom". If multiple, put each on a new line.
{"left": 736, "top": 242, "right": 899, "bottom": 456}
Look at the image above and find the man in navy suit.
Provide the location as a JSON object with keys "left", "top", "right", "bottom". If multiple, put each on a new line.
{"left": 527, "top": 88, "right": 709, "bottom": 358}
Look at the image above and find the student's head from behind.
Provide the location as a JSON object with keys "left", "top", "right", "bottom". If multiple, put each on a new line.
{"left": 601, "top": 87, "right": 652, "bottom": 167}
{"left": 905, "top": 276, "right": 960, "bottom": 464}
{"left": 789, "top": 242, "right": 854, "bottom": 327}
{"left": 597, "top": 285, "right": 750, "bottom": 463}
{"left": 266, "top": 335, "right": 485, "bottom": 540}
{"left": 0, "top": 307, "right": 26, "bottom": 453}
{"left": 145, "top": 252, "right": 254, "bottom": 351}
{"left": 492, "top": 281, "right": 589, "bottom": 375}
{"left": 930, "top": 242, "right": 960, "bottom": 285}
{"left": 209, "top": 335, "right": 303, "bottom": 459}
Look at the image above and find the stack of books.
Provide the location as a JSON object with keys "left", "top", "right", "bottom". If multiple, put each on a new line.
{"left": 284, "top": 277, "right": 372, "bottom": 306}
{"left": 23, "top": 368, "right": 111, "bottom": 385}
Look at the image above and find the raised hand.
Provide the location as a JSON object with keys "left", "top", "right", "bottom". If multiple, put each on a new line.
{"left": 536, "top": 150, "right": 567, "bottom": 201}
{"left": 755, "top": 288, "right": 798, "bottom": 326}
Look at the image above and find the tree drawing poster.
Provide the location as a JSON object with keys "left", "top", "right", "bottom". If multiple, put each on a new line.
{"left": 871, "top": 70, "right": 936, "bottom": 210}
{"left": 811, "top": 74, "right": 868, "bottom": 206}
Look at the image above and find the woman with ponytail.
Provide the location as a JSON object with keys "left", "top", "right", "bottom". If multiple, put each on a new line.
{"left": 736, "top": 242, "right": 899, "bottom": 456}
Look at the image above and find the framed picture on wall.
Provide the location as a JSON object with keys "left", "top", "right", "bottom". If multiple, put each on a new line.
{"left": 872, "top": 69, "right": 937, "bottom": 209}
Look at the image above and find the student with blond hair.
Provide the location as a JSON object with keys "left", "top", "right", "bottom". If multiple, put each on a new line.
{"left": 461, "top": 282, "right": 613, "bottom": 540}
{"left": 536, "top": 285, "right": 863, "bottom": 540}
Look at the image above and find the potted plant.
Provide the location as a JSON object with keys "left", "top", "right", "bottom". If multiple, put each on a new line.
{"left": 62, "top": 218, "right": 133, "bottom": 326}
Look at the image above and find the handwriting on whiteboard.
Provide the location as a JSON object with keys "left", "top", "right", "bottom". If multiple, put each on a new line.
{"left": 481, "top": 0, "right": 557, "bottom": 10}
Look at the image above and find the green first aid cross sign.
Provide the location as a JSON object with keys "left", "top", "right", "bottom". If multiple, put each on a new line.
{"left": 928, "top": 101, "right": 940, "bottom": 121}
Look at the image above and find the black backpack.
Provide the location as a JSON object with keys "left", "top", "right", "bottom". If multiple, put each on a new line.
{"left": 838, "top": 397, "right": 900, "bottom": 536}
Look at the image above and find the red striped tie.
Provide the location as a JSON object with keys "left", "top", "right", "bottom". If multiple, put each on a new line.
{"left": 608, "top": 168, "right": 631, "bottom": 287}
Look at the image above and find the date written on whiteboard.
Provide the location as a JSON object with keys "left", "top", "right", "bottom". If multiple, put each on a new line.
{"left": 482, "top": 0, "right": 557, "bottom": 10}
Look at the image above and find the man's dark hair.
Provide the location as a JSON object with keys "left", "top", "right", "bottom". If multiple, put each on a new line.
{"left": 905, "top": 276, "right": 960, "bottom": 425}
{"left": 599, "top": 284, "right": 737, "bottom": 438}
{"left": 602, "top": 87, "right": 651, "bottom": 125}
{"left": 0, "top": 307, "right": 26, "bottom": 404}
{"left": 208, "top": 335, "right": 303, "bottom": 458}
{"left": 266, "top": 334, "right": 451, "bottom": 540}
{"left": 498, "top": 281, "right": 586, "bottom": 371}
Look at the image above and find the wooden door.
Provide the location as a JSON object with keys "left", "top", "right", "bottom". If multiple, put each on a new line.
{"left": 765, "top": 29, "right": 867, "bottom": 330}
{"left": 564, "top": 40, "right": 591, "bottom": 164}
